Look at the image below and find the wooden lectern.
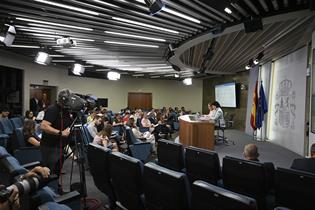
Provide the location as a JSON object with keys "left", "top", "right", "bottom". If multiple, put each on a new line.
{"left": 179, "top": 115, "right": 215, "bottom": 150}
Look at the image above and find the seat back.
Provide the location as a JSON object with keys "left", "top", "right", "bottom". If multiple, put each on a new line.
{"left": 10, "top": 117, "right": 23, "bottom": 129}
{"left": 275, "top": 167, "right": 315, "bottom": 210}
{"left": 157, "top": 139, "right": 185, "bottom": 171}
{"left": 86, "top": 143, "right": 116, "bottom": 206}
{"left": 143, "top": 162, "right": 191, "bottom": 210}
{"left": 15, "top": 127, "right": 26, "bottom": 148}
{"left": 191, "top": 180, "right": 257, "bottom": 210}
{"left": 109, "top": 152, "right": 145, "bottom": 210}
{"left": 83, "top": 124, "right": 93, "bottom": 143}
{"left": 222, "top": 156, "right": 269, "bottom": 197}
{"left": 185, "top": 146, "right": 221, "bottom": 184}
{"left": 0, "top": 153, "right": 28, "bottom": 186}
{"left": 0, "top": 118, "right": 14, "bottom": 135}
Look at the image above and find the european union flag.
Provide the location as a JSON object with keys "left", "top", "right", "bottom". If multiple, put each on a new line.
{"left": 256, "top": 81, "right": 268, "bottom": 129}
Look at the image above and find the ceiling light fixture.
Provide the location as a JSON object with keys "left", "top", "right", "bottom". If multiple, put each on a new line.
{"left": 245, "top": 65, "right": 251, "bottom": 70}
{"left": 52, "top": 60, "right": 75, "bottom": 62}
{"left": 174, "top": 73, "right": 179, "bottom": 78}
{"left": 135, "top": 0, "right": 200, "bottom": 23}
{"left": 35, "top": 51, "right": 51, "bottom": 65}
{"left": 72, "top": 63, "right": 85, "bottom": 76}
{"left": 107, "top": 71, "right": 121, "bottom": 80}
{"left": 34, "top": 0, "right": 100, "bottom": 15}
{"left": 16, "top": 17, "right": 93, "bottom": 31}
{"left": 112, "top": 17, "right": 179, "bottom": 34}
{"left": 162, "top": 7, "right": 201, "bottom": 24}
{"left": 104, "top": 41, "right": 159, "bottom": 48}
{"left": 183, "top": 78, "right": 192, "bottom": 85}
{"left": 104, "top": 31, "right": 166, "bottom": 42}
{"left": 9, "top": 45, "right": 40, "bottom": 48}
{"left": 0, "top": 24, "right": 16, "bottom": 46}
{"left": 224, "top": 7, "right": 232, "bottom": 14}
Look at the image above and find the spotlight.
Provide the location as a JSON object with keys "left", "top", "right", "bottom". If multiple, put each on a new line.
{"left": 174, "top": 73, "right": 179, "bottom": 78}
{"left": 183, "top": 78, "right": 192, "bottom": 85}
{"left": 72, "top": 63, "right": 85, "bottom": 76}
{"left": 245, "top": 65, "right": 251, "bottom": 70}
{"left": 144, "top": 0, "right": 165, "bottom": 15}
{"left": 35, "top": 51, "right": 51, "bottom": 65}
{"left": 0, "top": 24, "right": 16, "bottom": 46}
{"left": 253, "top": 59, "right": 259, "bottom": 65}
{"left": 107, "top": 71, "right": 120, "bottom": 80}
{"left": 224, "top": 7, "right": 232, "bottom": 14}
{"left": 56, "top": 37, "right": 77, "bottom": 48}
{"left": 256, "top": 51, "right": 264, "bottom": 60}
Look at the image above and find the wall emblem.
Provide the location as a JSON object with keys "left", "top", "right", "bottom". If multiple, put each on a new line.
{"left": 274, "top": 78, "right": 296, "bottom": 129}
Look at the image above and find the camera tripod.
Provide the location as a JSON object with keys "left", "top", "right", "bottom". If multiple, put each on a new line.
{"left": 66, "top": 116, "right": 89, "bottom": 210}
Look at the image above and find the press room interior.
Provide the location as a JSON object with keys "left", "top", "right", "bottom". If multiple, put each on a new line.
{"left": 0, "top": 0, "right": 315, "bottom": 209}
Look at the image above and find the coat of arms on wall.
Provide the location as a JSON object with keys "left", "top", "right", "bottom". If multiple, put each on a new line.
{"left": 274, "top": 78, "right": 296, "bottom": 129}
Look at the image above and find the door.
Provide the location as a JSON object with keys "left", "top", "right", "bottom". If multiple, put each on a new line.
{"left": 128, "top": 92, "right": 152, "bottom": 110}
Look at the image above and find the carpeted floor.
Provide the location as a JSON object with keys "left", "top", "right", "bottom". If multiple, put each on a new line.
{"left": 60, "top": 129, "right": 302, "bottom": 209}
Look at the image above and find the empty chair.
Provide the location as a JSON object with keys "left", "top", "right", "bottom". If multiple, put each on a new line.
{"left": 275, "top": 167, "right": 315, "bottom": 210}
{"left": 109, "top": 152, "right": 145, "bottom": 210}
{"left": 83, "top": 124, "right": 93, "bottom": 143}
{"left": 143, "top": 162, "right": 191, "bottom": 210}
{"left": 222, "top": 156, "right": 274, "bottom": 210}
{"left": 191, "top": 180, "right": 257, "bottom": 210}
{"left": 87, "top": 143, "right": 116, "bottom": 209}
{"left": 125, "top": 126, "right": 152, "bottom": 161}
{"left": 157, "top": 139, "right": 185, "bottom": 172}
{"left": 185, "top": 146, "right": 221, "bottom": 185}
{"left": 10, "top": 117, "right": 23, "bottom": 129}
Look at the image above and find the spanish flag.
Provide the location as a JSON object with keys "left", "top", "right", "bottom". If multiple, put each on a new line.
{"left": 250, "top": 80, "right": 258, "bottom": 130}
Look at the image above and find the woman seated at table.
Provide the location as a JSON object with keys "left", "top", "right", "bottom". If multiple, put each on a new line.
{"left": 23, "top": 120, "right": 41, "bottom": 147}
{"left": 93, "top": 124, "right": 118, "bottom": 152}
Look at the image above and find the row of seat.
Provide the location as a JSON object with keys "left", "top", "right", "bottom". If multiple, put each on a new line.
{"left": 156, "top": 139, "right": 315, "bottom": 210}
{"left": 87, "top": 143, "right": 258, "bottom": 210}
{"left": 88, "top": 142, "right": 309, "bottom": 210}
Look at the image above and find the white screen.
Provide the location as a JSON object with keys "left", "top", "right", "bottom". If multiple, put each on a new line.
{"left": 215, "top": 83, "right": 236, "bottom": 107}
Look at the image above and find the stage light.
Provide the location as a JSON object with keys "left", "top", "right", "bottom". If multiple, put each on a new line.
{"left": 144, "top": 0, "right": 165, "bottom": 15}
{"left": 183, "top": 78, "right": 192, "bottom": 85}
{"left": 253, "top": 59, "right": 259, "bottom": 65}
{"left": 72, "top": 63, "right": 85, "bottom": 76}
{"left": 224, "top": 7, "right": 232, "bottom": 14}
{"left": 172, "top": 65, "right": 181, "bottom": 72}
{"left": 0, "top": 24, "right": 16, "bottom": 46}
{"left": 245, "top": 65, "right": 251, "bottom": 70}
{"left": 174, "top": 73, "right": 179, "bottom": 78}
{"left": 35, "top": 51, "right": 51, "bottom": 65}
{"left": 107, "top": 71, "right": 121, "bottom": 80}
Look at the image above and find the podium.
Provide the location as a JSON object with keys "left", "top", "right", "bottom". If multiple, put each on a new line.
{"left": 179, "top": 115, "right": 215, "bottom": 150}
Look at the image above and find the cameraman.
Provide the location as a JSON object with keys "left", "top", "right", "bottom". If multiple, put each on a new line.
{"left": 40, "top": 89, "right": 72, "bottom": 185}
{"left": 0, "top": 166, "right": 50, "bottom": 210}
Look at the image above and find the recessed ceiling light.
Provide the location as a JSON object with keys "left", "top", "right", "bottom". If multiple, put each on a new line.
{"left": 50, "top": 55, "right": 65, "bottom": 57}
{"left": 162, "top": 8, "right": 200, "bottom": 24}
{"left": 112, "top": 17, "right": 179, "bottom": 34}
{"left": 9, "top": 45, "right": 40, "bottom": 48}
{"left": 52, "top": 60, "right": 76, "bottom": 62}
{"left": 105, "top": 31, "right": 166, "bottom": 42}
{"left": 16, "top": 17, "right": 93, "bottom": 31}
{"left": 91, "top": 0, "right": 119, "bottom": 8}
{"left": 104, "top": 41, "right": 159, "bottom": 48}
{"left": 34, "top": 0, "right": 99, "bottom": 15}
{"left": 183, "top": 78, "right": 192, "bottom": 85}
{"left": 224, "top": 7, "right": 232, "bottom": 14}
